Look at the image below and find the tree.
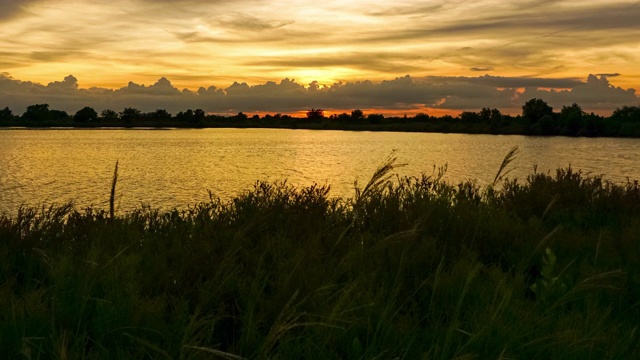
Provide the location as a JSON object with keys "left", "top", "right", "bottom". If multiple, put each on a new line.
{"left": 480, "top": 108, "right": 502, "bottom": 123}
{"left": 537, "top": 114, "right": 557, "bottom": 135}
{"left": 235, "top": 112, "right": 248, "bottom": 121}
{"left": 74, "top": 106, "right": 98, "bottom": 122}
{"left": 22, "top": 104, "right": 50, "bottom": 122}
{"left": 176, "top": 109, "right": 194, "bottom": 122}
{"left": 414, "top": 113, "right": 430, "bottom": 122}
{"left": 522, "top": 98, "right": 553, "bottom": 124}
{"left": 120, "top": 107, "right": 142, "bottom": 123}
{"left": 0, "top": 107, "right": 13, "bottom": 121}
{"left": 611, "top": 106, "right": 640, "bottom": 123}
{"left": 559, "top": 103, "right": 584, "bottom": 136}
{"left": 351, "top": 109, "right": 365, "bottom": 121}
{"left": 49, "top": 110, "right": 69, "bottom": 121}
{"left": 306, "top": 108, "right": 324, "bottom": 120}
{"left": 367, "top": 113, "right": 384, "bottom": 124}
{"left": 100, "top": 109, "right": 119, "bottom": 121}
{"left": 336, "top": 113, "right": 351, "bottom": 123}
{"left": 177, "top": 109, "right": 206, "bottom": 123}
{"left": 194, "top": 109, "right": 206, "bottom": 123}
{"left": 147, "top": 109, "right": 172, "bottom": 121}
{"left": 460, "top": 111, "right": 481, "bottom": 123}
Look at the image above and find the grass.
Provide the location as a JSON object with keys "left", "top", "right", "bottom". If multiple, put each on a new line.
{"left": 2, "top": 153, "right": 640, "bottom": 359}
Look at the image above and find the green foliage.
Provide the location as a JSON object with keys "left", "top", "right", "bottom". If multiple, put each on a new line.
{"left": 2, "top": 159, "right": 640, "bottom": 358}
{"left": 530, "top": 248, "right": 569, "bottom": 305}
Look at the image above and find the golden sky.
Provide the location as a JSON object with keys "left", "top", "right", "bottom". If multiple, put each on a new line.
{"left": 1, "top": 0, "right": 639, "bottom": 115}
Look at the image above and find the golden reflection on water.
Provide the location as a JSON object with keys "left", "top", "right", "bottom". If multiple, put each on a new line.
{"left": 1, "top": 128, "right": 639, "bottom": 214}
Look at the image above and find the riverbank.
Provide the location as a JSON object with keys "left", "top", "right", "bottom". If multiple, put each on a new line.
{"left": 2, "top": 102, "right": 640, "bottom": 138}
{"left": 2, "top": 157, "right": 640, "bottom": 358}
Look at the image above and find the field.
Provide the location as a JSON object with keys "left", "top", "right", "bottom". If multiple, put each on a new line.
{"left": 2, "top": 150, "right": 640, "bottom": 359}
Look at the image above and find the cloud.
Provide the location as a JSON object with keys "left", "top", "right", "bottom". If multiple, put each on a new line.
{"left": 1, "top": 0, "right": 638, "bottom": 94}
{"left": 366, "top": 3, "right": 447, "bottom": 17}
{"left": 517, "top": 74, "right": 638, "bottom": 111}
{"left": 366, "top": 2, "right": 640, "bottom": 43}
{"left": 213, "top": 12, "right": 294, "bottom": 32}
{"left": 0, "top": 0, "right": 35, "bottom": 20}
{"left": 0, "top": 73, "right": 637, "bottom": 116}
{"left": 243, "top": 53, "right": 428, "bottom": 73}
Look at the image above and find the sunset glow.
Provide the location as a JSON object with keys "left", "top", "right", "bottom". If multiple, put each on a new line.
{"left": 1, "top": 0, "right": 639, "bottom": 115}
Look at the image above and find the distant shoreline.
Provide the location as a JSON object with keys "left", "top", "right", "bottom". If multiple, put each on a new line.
{"left": 2, "top": 99, "right": 640, "bottom": 137}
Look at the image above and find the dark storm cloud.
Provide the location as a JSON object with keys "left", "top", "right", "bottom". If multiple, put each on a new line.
{"left": 366, "top": 3, "right": 640, "bottom": 44}
{"left": 516, "top": 74, "right": 638, "bottom": 110}
{"left": 0, "top": 73, "right": 637, "bottom": 115}
{"left": 468, "top": 75, "right": 582, "bottom": 89}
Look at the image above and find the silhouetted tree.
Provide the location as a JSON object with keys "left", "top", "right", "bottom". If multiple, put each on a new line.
{"left": 559, "top": 103, "right": 584, "bottom": 136}
{"left": 522, "top": 98, "right": 553, "bottom": 124}
{"left": 74, "top": 106, "right": 98, "bottom": 122}
{"left": 50, "top": 110, "right": 69, "bottom": 121}
{"left": 0, "top": 107, "right": 13, "bottom": 121}
{"left": 351, "top": 109, "right": 365, "bottom": 121}
{"left": 367, "top": 113, "right": 384, "bottom": 124}
{"left": 336, "top": 113, "right": 351, "bottom": 123}
{"left": 120, "top": 107, "right": 142, "bottom": 123}
{"left": 460, "top": 111, "right": 481, "bottom": 123}
{"left": 147, "top": 109, "right": 172, "bottom": 121}
{"left": 414, "top": 113, "right": 430, "bottom": 122}
{"left": 100, "top": 109, "right": 119, "bottom": 121}
{"left": 177, "top": 109, "right": 193, "bottom": 122}
{"left": 234, "top": 112, "right": 248, "bottom": 121}
{"left": 537, "top": 114, "right": 557, "bottom": 135}
{"left": 22, "top": 104, "right": 50, "bottom": 122}
{"left": 581, "top": 114, "right": 606, "bottom": 137}
{"left": 611, "top": 106, "right": 640, "bottom": 123}
{"left": 479, "top": 108, "right": 502, "bottom": 122}
{"left": 194, "top": 109, "right": 206, "bottom": 122}
{"left": 306, "top": 108, "right": 324, "bottom": 120}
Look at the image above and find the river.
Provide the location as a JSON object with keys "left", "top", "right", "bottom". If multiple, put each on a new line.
{"left": 0, "top": 128, "right": 638, "bottom": 214}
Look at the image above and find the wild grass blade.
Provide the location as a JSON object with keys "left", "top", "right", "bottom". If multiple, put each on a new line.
{"left": 185, "top": 346, "right": 247, "bottom": 360}
{"left": 493, "top": 145, "right": 519, "bottom": 186}
{"left": 109, "top": 160, "right": 119, "bottom": 221}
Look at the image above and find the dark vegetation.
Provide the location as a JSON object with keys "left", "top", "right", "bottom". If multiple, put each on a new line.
{"left": 2, "top": 151, "right": 640, "bottom": 358}
{"left": 2, "top": 99, "right": 640, "bottom": 137}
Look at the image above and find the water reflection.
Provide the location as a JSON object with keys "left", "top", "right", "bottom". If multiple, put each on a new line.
{"left": 1, "top": 128, "right": 639, "bottom": 214}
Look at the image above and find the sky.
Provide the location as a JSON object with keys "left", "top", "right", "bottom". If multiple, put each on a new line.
{"left": 0, "top": 0, "right": 639, "bottom": 116}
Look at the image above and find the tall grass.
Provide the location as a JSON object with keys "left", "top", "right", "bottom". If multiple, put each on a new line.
{"left": 2, "top": 155, "right": 640, "bottom": 358}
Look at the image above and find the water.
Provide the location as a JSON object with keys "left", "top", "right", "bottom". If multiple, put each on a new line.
{"left": 1, "top": 128, "right": 638, "bottom": 214}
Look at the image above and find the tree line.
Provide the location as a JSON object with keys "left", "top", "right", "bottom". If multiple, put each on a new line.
{"left": 1, "top": 99, "right": 640, "bottom": 137}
